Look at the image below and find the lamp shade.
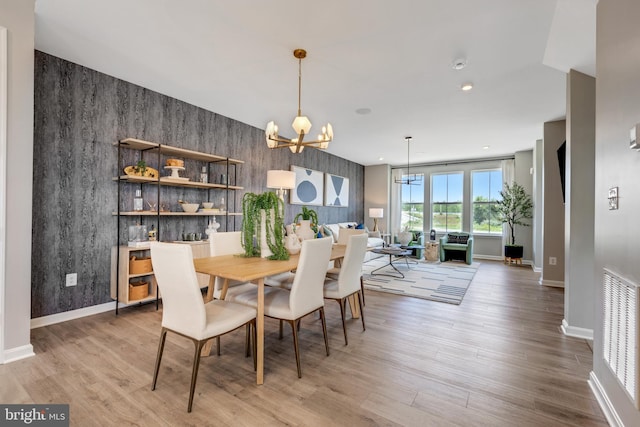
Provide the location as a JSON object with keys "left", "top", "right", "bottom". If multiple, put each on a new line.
{"left": 267, "top": 170, "right": 296, "bottom": 190}
{"left": 369, "top": 208, "right": 384, "bottom": 218}
{"left": 292, "top": 115, "right": 312, "bottom": 135}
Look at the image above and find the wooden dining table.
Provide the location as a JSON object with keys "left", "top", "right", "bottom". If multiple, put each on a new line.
{"left": 193, "top": 244, "right": 355, "bottom": 385}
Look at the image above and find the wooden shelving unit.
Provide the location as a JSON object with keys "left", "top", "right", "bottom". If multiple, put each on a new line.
{"left": 112, "top": 138, "right": 244, "bottom": 313}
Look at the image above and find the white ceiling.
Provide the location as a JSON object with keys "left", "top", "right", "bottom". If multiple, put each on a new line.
{"left": 33, "top": 0, "right": 596, "bottom": 167}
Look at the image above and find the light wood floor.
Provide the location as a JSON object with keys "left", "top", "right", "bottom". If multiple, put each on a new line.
{"left": 0, "top": 261, "right": 607, "bottom": 426}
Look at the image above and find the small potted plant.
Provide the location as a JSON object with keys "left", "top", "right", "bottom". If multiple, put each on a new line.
{"left": 496, "top": 182, "right": 533, "bottom": 260}
{"left": 293, "top": 206, "right": 319, "bottom": 240}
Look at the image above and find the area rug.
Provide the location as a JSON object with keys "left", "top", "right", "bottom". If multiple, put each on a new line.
{"left": 361, "top": 256, "right": 479, "bottom": 305}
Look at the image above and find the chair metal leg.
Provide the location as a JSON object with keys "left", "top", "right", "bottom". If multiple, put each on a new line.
{"left": 188, "top": 340, "right": 206, "bottom": 413}
{"left": 216, "top": 336, "right": 221, "bottom": 356}
{"left": 319, "top": 307, "right": 330, "bottom": 356}
{"left": 245, "top": 323, "right": 251, "bottom": 357}
{"left": 279, "top": 319, "right": 284, "bottom": 339}
{"left": 251, "top": 320, "right": 257, "bottom": 372}
{"left": 152, "top": 328, "right": 168, "bottom": 391}
{"left": 336, "top": 298, "right": 348, "bottom": 345}
{"left": 360, "top": 275, "right": 366, "bottom": 306}
{"left": 289, "top": 320, "right": 302, "bottom": 378}
{"left": 357, "top": 290, "right": 366, "bottom": 331}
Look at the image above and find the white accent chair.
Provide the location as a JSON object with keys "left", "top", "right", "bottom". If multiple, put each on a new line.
{"left": 150, "top": 242, "right": 256, "bottom": 413}
{"left": 323, "top": 233, "right": 368, "bottom": 345}
{"left": 227, "top": 237, "right": 333, "bottom": 378}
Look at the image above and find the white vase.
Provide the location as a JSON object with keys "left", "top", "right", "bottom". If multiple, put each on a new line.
{"left": 259, "top": 209, "right": 274, "bottom": 258}
{"left": 285, "top": 234, "right": 301, "bottom": 255}
{"left": 398, "top": 231, "right": 413, "bottom": 246}
{"left": 296, "top": 220, "right": 316, "bottom": 241}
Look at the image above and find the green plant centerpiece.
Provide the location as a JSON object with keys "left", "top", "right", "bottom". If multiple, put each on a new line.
{"left": 496, "top": 182, "right": 533, "bottom": 259}
{"left": 293, "top": 206, "right": 319, "bottom": 233}
{"left": 241, "top": 192, "right": 289, "bottom": 260}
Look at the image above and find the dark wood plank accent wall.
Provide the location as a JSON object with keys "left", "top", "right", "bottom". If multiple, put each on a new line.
{"left": 32, "top": 51, "right": 363, "bottom": 318}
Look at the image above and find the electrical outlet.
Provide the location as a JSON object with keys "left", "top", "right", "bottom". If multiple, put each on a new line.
{"left": 65, "top": 273, "right": 77, "bottom": 287}
{"left": 549, "top": 257, "right": 557, "bottom": 266}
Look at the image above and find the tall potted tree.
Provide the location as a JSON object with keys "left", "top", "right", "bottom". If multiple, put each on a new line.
{"left": 496, "top": 182, "right": 533, "bottom": 260}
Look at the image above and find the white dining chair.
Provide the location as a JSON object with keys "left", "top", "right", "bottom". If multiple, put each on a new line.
{"left": 227, "top": 237, "right": 333, "bottom": 378}
{"left": 323, "top": 233, "right": 368, "bottom": 345}
{"left": 150, "top": 242, "right": 256, "bottom": 413}
{"left": 208, "top": 231, "right": 256, "bottom": 299}
{"left": 208, "top": 231, "right": 257, "bottom": 356}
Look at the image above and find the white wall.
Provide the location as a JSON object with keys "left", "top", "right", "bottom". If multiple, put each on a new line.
{"left": 533, "top": 139, "right": 543, "bottom": 271}
{"left": 591, "top": 0, "right": 640, "bottom": 425}
{"left": 563, "top": 69, "right": 595, "bottom": 338}
{"left": 0, "top": 0, "right": 34, "bottom": 362}
{"left": 514, "top": 150, "right": 534, "bottom": 260}
{"left": 541, "top": 120, "right": 566, "bottom": 286}
{"left": 364, "top": 164, "right": 391, "bottom": 233}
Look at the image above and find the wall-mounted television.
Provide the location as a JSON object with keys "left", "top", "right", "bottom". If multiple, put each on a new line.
{"left": 557, "top": 141, "right": 566, "bottom": 203}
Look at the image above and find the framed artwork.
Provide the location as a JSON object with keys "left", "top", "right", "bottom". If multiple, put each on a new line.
{"left": 290, "top": 166, "right": 324, "bottom": 206}
{"left": 324, "top": 173, "right": 349, "bottom": 207}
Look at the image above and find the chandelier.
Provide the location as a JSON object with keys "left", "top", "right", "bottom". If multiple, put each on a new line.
{"left": 395, "top": 136, "right": 421, "bottom": 185}
{"left": 265, "top": 49, "right": 333, "bottom": 154}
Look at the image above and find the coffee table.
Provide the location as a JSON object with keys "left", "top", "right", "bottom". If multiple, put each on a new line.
{"left": 370, "top": 247, "right": 412, "bottom": 278}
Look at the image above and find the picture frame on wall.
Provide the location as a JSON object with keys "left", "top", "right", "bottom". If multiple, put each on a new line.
{"left": 290, "top": 166, "right": 324, "bottom": 206}
{"left": 324, "top": 173, "right": 349, "bottom": 207}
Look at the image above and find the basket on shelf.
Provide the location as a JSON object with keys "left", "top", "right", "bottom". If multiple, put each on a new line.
{"left": 128, "top": 281, "right": 149, "bottom": 300}
{"left": 129, "top": 256, "right": 152, "bottom": 274}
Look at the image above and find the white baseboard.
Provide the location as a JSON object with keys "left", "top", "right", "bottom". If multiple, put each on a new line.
{"left": 2, "top": 344, "right": 35, "bottom": 364}
{"left": 561, "top": 319, "right": 593, "bottom": 340}
{"left": 539, "top": 277, "right": 564, "bottom": 288}
{"left": 473, "top": 255, "right": 503, "bottom": 261}
{"left": 532, "top": 265, "right": 542, "bottom": 273}
{"left": 473, "top": 255, "right": 534, "bottom": 267}
{"left": 588, "top": 371, "right": 623, "bottom": 427}
{"left": 30, "top": 301, "right": 116, "bottom": 329}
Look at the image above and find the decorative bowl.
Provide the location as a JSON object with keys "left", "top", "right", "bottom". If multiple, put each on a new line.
{"left": 181, "top": 203, "right": 199, "bottom": 213}
{"left": 202, "top": 202, "right": 214, "bottom": 209}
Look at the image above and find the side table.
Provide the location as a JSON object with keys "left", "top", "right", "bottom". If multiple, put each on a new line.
{"left": 425, "top": 241, "right": 440, "bottom": 262}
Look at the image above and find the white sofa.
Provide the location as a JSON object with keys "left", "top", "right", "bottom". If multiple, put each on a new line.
{"left": 320, "top": 222, "right": 384, "bottom": 261}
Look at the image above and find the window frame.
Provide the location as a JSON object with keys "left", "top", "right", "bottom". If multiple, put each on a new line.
{"left": 430, "top": 171, "right": 464, "bottom": 233}
{"left": 400, "top": 173, "right": 425, "bottom": 232}
{"left": 470, "top": 168, "right": 503, "bottom": 236}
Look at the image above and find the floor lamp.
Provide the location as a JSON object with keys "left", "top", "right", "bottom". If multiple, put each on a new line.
{"left": 369, "top": 208, "right": 384, "bottom": 232}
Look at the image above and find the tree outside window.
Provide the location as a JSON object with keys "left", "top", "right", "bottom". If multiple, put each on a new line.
{"left": 471, "top": 169, "right": 502, "bottom": 234}
{"left": 431, "top": 173, "right": 463, "bottom": 232}
{"left": 401, "top": 174, "right": 424, "bottom": 232}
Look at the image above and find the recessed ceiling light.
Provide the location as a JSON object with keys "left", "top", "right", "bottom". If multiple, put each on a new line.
{"left": 378, "top": 157, "right": 384, "bottom": 161}
{"left": 451, "top": 58, "right": 467, "bottom": 70}
{"left": 355, "top": 107, "right": 372, "bottom": 115}
{"left": 461, "top": 83, "right": 473, "bottom": 91}
{"left": 483, "top": 145, "right": 490, "bottom": 150}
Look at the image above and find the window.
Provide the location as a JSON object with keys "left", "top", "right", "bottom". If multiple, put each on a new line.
{"left": 471, "top": 169, "right": 502, "bottom": 234}
{"left": 431, "top": 173, "right": 463, "bottom": 232}
{"left": 400, "top": 174, "right": 424, "bottom": 232}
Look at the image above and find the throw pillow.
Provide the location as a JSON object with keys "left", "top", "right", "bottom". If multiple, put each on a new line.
{"left": 447, "top": 233, "right": 459, "bottom": 243}
{"left": 458, "top": 235, "right": 469, "bottom": 244}
{"left": 321, "top": 225, "right": 336, "bottom": 243}
{"left": 355, "top": 223, "right": 364, "bottom": 229}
